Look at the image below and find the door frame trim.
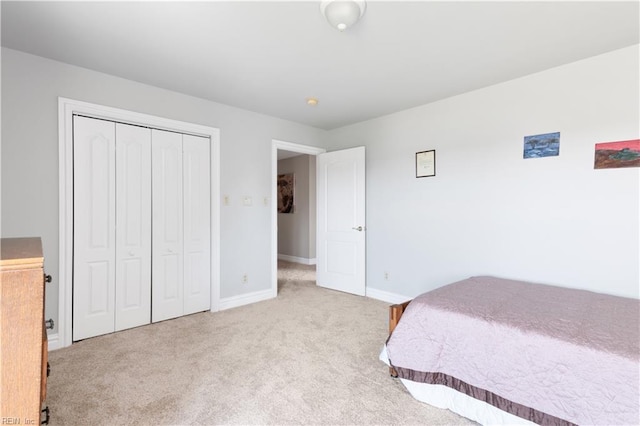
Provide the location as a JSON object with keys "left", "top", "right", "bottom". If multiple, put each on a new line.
{"left": 271, "top": 140, "right": 325, "bottom": 298}
{"left": 58, "top": 97, "right": 221, "bottom": 348}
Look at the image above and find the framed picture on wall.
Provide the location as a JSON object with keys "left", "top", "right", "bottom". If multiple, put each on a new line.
{"left": 594, "top": 139, "right": 640, "bottom": 169}
{"left": 416, "top": 150, "right": 436, "bottom": 178}
{"left": 523, "top": 132, "right": 560, "bottom": 159}
{"left": 277, "top": 173, "right": 295, "bottom": 213}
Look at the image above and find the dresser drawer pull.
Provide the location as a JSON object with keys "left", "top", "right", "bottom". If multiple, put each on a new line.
{"left": 41, "top": 406, "right": 50, "bottom": 425}
{"left": 45, "top": 319, "right": 54, "bottom": 330}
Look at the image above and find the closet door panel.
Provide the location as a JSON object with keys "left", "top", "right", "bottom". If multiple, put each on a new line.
{"left": 73, "top": 116, "right": 116, "bottom": 341}
{"left": 115, "top": 123, "right": 152, "bottom": 331}
{"left": 152, "top": 130, "right": 184, "bottom": 322}
{"left": 183, "top": 135, "right": 211, "bottom": 315}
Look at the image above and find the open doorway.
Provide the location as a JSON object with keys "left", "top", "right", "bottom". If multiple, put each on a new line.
{"left": 271, "top": 141, "right": 367, "bottom": 298}
{"left": 277, "top": 151, "right": 317, "bottom": 293}
{"left": 270, "top": 140, "right": 325, "bottom": 297}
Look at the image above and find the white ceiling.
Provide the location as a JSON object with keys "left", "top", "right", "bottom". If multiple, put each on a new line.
{"left": 2, "top": 1, "right": 638, "bottom": 130}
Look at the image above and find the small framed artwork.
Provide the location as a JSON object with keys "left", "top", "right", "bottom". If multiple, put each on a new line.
{"left": 523, "top": 132, "right": 560, "bottom": 159}
{"left": 416, "top": 150, "right": 436, "bottom": 178}
{"left": 594, "top": 139, "right": 640, "bottom": 169}
{"left": 277, "top": 173, "right": 295, "bottom": 213}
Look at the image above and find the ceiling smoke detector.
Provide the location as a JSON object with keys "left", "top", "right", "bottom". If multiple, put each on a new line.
{"left": 320, "top": 0, "right": 366, "bottom": 31}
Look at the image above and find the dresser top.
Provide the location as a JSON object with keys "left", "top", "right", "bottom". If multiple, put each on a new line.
{"left": 0, "top": 237, "right": 43, "bottom": 269}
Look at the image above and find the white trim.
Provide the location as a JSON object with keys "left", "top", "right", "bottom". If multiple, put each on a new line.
{"left": 271, "top": 140, "right": 325, "bottom": 300}
{"left": 47, "top": 333, "right": 61, "bottom": 352}
{"left": 365, "top": 287, "right": 412, "bottom": 304}
{"left": 218, "top": 289, "right": 273, "bottom": 311}
{"left": 58, "top": 97, "right": 221, "bottom": 348}
{"left": 277, "top": 254, "right": 316, "bottom": 265}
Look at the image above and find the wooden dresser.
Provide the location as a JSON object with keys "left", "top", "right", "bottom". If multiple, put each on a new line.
{"left": 0, "top": 237, "right": 49, "bottom": 424}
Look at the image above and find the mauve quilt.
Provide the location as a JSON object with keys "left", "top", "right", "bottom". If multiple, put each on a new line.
{"left": 386, "top": 276, "right": 640, "bottom": 425}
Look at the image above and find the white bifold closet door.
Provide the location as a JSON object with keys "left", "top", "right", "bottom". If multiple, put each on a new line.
{"left": 182, "top": 134, "right": 211, "bottom": 315}
{"left": 115, "top": 123, "right": 152, "bottom": 331}
{"left": 73, "top": 116, "right": 210, "bottom": 340}
{"left": 73, "top": 116, "right": 151, "bottom": 341}
{"left": 152, "top": 130, "right": 211, "bottom": 323}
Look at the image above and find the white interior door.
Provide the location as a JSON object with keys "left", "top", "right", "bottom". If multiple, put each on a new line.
{"left": 73, "top": 116, "right": 116, "bottom": 340}
{"left": 152, "top": 130, "right": 184, "bottom": 322}
{"left": 115, "top": 123, "right": 151, "bottom": 331}
{"left": 316, "top": 146, "right": 366, "bottom": 296}
{"left": 183, "top": 134, "right": 211, "bottom": 315}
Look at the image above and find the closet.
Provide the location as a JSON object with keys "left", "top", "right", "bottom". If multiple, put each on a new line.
{"left": 72, "top": 116, "right": 210, "bottom": 341}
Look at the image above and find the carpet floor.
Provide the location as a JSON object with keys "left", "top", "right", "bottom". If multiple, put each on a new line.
{"left": 46, "top": 261, "right": 472, "bottom": 425}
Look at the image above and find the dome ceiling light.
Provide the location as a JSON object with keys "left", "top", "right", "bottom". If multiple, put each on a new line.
{"left": 320, "top": 0, "right": 366, "bottom": 32}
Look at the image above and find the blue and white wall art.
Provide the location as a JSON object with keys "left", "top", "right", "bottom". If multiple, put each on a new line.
{"left": 523, "top": 132, "right": 560, "bottom": 159}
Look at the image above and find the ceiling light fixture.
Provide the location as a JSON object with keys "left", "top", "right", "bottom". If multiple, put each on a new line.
{"left": 320, "top": 0, "right": 366, "bottom": 32}
{"left": 306, "top": 97, "right": 319, "bottom": 106}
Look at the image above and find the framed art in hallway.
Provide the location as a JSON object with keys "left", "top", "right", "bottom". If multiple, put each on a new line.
{"left": 277, "top": 173, "right": 295, "bottom": 213}
{"left": 416, "top": 150, "right": 436, "bottom": 178}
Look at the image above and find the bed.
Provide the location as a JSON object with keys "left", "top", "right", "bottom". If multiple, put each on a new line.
{"left": 380, "top": 276, "right": 640, "bottom": 425}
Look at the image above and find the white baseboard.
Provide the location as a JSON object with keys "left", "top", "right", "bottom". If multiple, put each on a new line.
{"left": 47, "top": 333, "right": 61, "bottom": 351}
{"left": 219, "top": 288, "right": 274, "bottom": 311}
{"left": 366, "top": 287, "right": 412, "bottom": 304}
{"left": 277, "top": 254, "right": 316, "bottom": 265}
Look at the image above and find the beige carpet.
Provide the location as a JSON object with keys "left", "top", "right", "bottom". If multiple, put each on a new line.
{"left": 46, "top": 261, "right": 473, "bottom": 425}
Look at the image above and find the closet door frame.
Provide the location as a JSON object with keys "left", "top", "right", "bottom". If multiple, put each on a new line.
{"left": 58, "top": 97, "right": 220, "bottom": 349}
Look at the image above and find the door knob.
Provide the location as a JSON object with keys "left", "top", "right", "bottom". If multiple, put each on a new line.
{"left": 352, "top": 226, "right": 363, "bottom": 232}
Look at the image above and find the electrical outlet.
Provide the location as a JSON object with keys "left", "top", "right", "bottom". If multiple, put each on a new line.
{"left": 384, "top": 271, "right": 390, "bottom": 281}
{"left": 223, "top": 195, "right": 230, "bottom": 206}
{"left": 242, "top": 273, "right": 249, "bottom": 284}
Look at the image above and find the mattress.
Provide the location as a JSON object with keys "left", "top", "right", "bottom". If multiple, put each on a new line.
{"left": 385, "top": 276, "right": 640, "bottom": 425}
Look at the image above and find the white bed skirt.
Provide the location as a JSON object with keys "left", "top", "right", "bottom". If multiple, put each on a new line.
{"left": 379, "top": 345, "right": 536, "bottom": 426}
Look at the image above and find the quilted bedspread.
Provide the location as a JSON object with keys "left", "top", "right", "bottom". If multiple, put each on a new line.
{"left": 385, "top": 276, "right": 640, "bottom": 425}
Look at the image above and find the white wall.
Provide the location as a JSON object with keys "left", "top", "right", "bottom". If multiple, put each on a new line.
{"left": 0, "top": 48, "right": 325, "bottom": 334}
{"left": 324, "top": 45, "right": 640, "bottom": 299}
{"left": 2, "top": 43, "right": 638, "bottom": 341}
{"left": 277, "top": 155, "right": 316, "bottom": 262}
